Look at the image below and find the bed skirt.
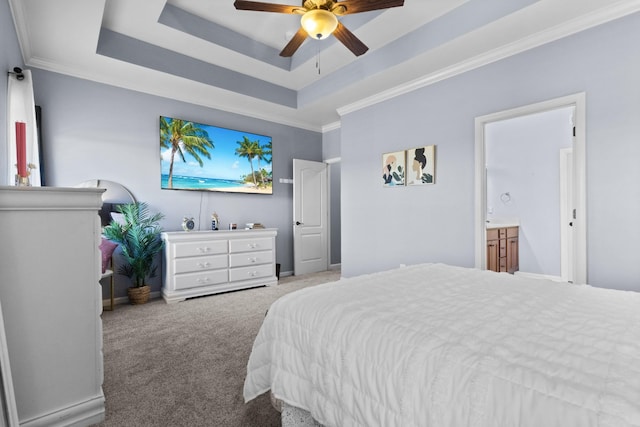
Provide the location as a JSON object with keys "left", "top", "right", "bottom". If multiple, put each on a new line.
{"left": 272, "top": 393, "right": 324, "bottom": 427}
{"left": 281, "top": 402, "right": 324, "bottom": 427}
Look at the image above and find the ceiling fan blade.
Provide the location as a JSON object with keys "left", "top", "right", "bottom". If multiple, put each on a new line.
{"left": 333, "top": 22, "right": 368, "bottom": 56}
{"left": 332, "top": 0, "right": 404, "bottom": 15}
{"left": 280, "top": 27, "right": 309, "bottom": 57}
{"left": 233, "top": 0, "right": 302, "bottom": 14}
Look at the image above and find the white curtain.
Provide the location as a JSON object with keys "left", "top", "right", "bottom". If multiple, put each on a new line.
{"left": 6, "top": 69, "right": 40, "bottom": 186}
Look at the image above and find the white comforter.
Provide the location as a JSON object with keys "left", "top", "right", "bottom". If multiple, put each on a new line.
{"left": 244, "top": 263, "right": 640, "bottom": 427}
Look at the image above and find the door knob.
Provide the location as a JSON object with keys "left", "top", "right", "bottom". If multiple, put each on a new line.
{"left": 295, "top": 221, "right": 303, "bottom": 226}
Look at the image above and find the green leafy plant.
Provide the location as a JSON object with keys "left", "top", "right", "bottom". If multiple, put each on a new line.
{"left": 102, "top": 202, "right": 165, "bottom": 288}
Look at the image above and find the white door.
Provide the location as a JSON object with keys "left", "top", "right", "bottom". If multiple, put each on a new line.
{"left": 293, "top": 159, "right": 328, "bottom": 275}
{"left": 559, "top": 148, "right": 574, "bottom": 282}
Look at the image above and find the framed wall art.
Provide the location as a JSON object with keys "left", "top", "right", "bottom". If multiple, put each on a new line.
{"left": 382, "top": 151, "right": 405, "bottom": 187}
{"left": 406, "top": 145, "right": 435, "bottom": 185}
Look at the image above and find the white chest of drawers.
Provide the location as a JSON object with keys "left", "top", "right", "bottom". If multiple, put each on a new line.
{"left": 161, "top": 228, "right": 278, "bottom": 303}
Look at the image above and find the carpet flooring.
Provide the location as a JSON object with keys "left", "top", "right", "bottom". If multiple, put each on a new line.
{"left": 94, "top": 269, "right": 341, "bottom": 427}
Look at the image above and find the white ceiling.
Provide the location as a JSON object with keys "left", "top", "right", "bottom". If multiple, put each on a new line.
{"left": 8, "top": 0, "right": 640, "bottom": 131}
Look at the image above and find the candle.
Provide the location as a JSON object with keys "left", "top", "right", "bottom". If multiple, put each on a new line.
{"left": 15, "top": 122, "right": 27, "bottom": 177}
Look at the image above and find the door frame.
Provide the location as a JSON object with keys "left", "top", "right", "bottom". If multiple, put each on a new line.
{"left": 559, "top": 147, "right": 574, "bottom": 282}
{"left": 474, "top": 92, "right": 587, "bottom": 284}
{"left": 325, "top": 156, "right": 341, "bottom": 270}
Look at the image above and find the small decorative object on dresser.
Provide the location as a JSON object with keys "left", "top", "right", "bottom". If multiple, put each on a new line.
{"left": 211, "top": 212, "right": 219, "bottom": 230}
{"left": 182, "top": 217, "right": 195, "bottom": 231}
{"left": 102, "top": 202, "right": 165, "bottom": 304}
{"left": 161, "top": 228, "right": 278, "bottom": 303}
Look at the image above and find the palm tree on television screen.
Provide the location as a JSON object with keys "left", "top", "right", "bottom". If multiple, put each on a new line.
{"left": 160, "top": 117, "right": 214, "bottom": 189}
{"left": 255, "top": 141, "right": 272, "bottom": 188}
{"left": 236, "top": 136, "right": 259, "bottom": 188}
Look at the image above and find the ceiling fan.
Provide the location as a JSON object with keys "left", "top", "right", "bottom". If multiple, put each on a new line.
{"left": 233, "top": 0, "right": 405, "bottom": 57}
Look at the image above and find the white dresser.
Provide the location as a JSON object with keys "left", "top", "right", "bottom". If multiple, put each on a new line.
{"left": 161, "top": 228, "right": 278, "bottom": 303}
{"left": 0, "top": 187, "right": 105, "bottom": 427}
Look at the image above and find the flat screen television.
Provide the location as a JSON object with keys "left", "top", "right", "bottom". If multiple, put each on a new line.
{"left": 160, "top": 116, "right": 273, "bottom": 194}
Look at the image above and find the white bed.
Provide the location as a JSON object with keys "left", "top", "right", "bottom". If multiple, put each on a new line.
{"left": 244, "top": 263, "right": 640, "bottom": 427}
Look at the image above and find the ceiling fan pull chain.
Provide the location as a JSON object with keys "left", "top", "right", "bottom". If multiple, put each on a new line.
{"left": 316, "top": 47, "right": 321, "bottom": 75}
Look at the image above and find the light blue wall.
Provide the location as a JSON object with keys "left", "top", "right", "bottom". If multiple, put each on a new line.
{"left": 30, "top": 70, "right": 322, "bottom": 298}
{"left": 340, "top": 12, "right": 640, "bottom": 291}
{"left": 322, "top": 127, "right": 341, "bottom": 160}
{"left": 0, "top": 0, "right": 24, "bottom": 182}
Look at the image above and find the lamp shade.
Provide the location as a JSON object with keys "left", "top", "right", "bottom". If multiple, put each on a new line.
{"left": 300, "top": 9, "right": 338, "bottom": 40}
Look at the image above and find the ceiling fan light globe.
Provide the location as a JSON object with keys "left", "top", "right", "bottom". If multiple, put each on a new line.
{"left": 300, "top": 9, "right": 338, "bottom": 40}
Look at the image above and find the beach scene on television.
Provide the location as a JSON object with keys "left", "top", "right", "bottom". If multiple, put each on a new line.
{"left": 160, "top": 116, "right": 273, "bottom": 194}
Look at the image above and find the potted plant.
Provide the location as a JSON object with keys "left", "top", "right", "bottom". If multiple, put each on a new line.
{"left": 102, "top": 202, "right": 165, "bottom": 305}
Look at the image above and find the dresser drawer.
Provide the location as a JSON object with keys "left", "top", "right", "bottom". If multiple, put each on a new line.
{"left": 173, "top": 240, "right": 227, "bottom": 258}
{"left": 229, "top": 237, "right": 273, "bottom": 253}
{"left": 229, "top": 264, "right": 273, "bottom": 282}
{"left": 174, "top": 269, "right": 228, "bottom": 290}
{"left": 229, "top": 250, "right": 273, "bottom": 268}
{"left": 174, "top": 254, "right": 228, "bottom": 274}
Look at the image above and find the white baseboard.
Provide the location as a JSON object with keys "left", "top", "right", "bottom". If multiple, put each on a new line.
{"left": 513, "top": 271, "right": 566, "bottom": 282}
{"left": 278, "top": 264, "right": 341, "bottom": 279}
{"left": 279, "top": 270, "right": 293, "bottom": 278}
{"left": 20, "top": 393, "right": 104, "bottom": 427}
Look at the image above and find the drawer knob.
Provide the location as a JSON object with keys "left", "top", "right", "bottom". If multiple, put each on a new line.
{"left": 198, "top": 247, "right": 211, "bottom": 253}
{"left": 196, "top": 277, "right": 211, "bottom": 284}
{"left": 249, "top": 257, "right": 257, "bottom": 263}
{"left": 247, "top": 243, "right": 258, "bottom": 249}
{"left": 197, "top": 262, "right": 210, "bottom": 268}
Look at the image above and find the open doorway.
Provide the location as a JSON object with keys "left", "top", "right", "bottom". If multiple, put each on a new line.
{"left": 485, "top": 107, "right": 573, "bottom": 280}
{"left": 474, "top": 93, "right": 587, "bottom": 284}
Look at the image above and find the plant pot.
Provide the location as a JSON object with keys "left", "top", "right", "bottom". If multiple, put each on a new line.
{"left": 127, "top": 285, "right": 151, "bottom": 305}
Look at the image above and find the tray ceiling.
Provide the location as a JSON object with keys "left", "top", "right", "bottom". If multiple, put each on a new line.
{"left": 8, "top": 0, "right": 640, "bottom": 131}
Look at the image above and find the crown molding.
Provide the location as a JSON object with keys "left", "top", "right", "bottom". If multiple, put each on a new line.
{"left": 337, "top": 1, "right": 640, "bottom": 117}
{"left": 322, "top": 121, "right": 341, "bottom": 133}
{"left": 25, "top": 56, "right": 324, "bottom": 133}
{"left": 324, "top": 157, "right": 341, "bottom": 164}
{"left": 8, "top": 0, "right": 33, "bottom": 64}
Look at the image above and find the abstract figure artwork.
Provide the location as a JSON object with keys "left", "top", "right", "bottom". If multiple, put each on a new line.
{"left": 406, "top": 145, "right": 435, "bottom": 185}
{"left": 382, "top": 151, "right": 405, "bottom": 187}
